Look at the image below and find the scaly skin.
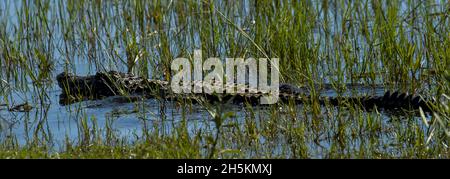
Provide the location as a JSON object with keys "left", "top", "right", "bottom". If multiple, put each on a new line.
{"left": 56, "top": 71, "right": 433, "bottom": 113}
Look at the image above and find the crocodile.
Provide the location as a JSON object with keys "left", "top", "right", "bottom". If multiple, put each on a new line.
{"left": 56, "top": 71, "right": 433, "bottom": 113}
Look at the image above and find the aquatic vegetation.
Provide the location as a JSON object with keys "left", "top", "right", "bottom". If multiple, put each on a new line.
{"left": 0, "top": 0, "right": 449, "bottom": 158}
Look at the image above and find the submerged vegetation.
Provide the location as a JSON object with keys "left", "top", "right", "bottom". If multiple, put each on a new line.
{"left": 0, "top": 0, "right": 449, "bottom": 158}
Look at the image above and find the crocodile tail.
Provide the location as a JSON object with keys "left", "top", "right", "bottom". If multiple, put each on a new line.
{"left": 377, "top": 91, "right": 432, "bottom": 113}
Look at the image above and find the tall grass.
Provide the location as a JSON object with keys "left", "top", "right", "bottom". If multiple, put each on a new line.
{"left": 0, "top": 0, "right": 448, "bottom": 158}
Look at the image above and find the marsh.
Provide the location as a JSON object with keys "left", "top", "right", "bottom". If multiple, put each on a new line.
{"left": 0, "top": 0, "right": 449, "bottom": 158}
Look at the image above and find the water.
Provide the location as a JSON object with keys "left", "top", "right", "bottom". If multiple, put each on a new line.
{"left": 0, "top": 0, "right": 445, "bottom": 157}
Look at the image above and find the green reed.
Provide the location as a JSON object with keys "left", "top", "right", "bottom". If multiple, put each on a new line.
{"left": 0, "top": 0, "right": 448, "bottom": 158}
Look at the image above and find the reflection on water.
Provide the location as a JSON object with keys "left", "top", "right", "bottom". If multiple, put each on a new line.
{"left": 0, "top": 0, "right": 445, "bottom": 157}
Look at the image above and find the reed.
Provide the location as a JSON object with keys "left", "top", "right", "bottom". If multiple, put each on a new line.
{"left": 0, "top": 0, "right": 448, "bottom": 158}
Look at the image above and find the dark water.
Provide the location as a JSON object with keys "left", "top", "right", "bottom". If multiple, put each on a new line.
{"left": 0, "top": 0, "right": 442, "bottom": 156}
